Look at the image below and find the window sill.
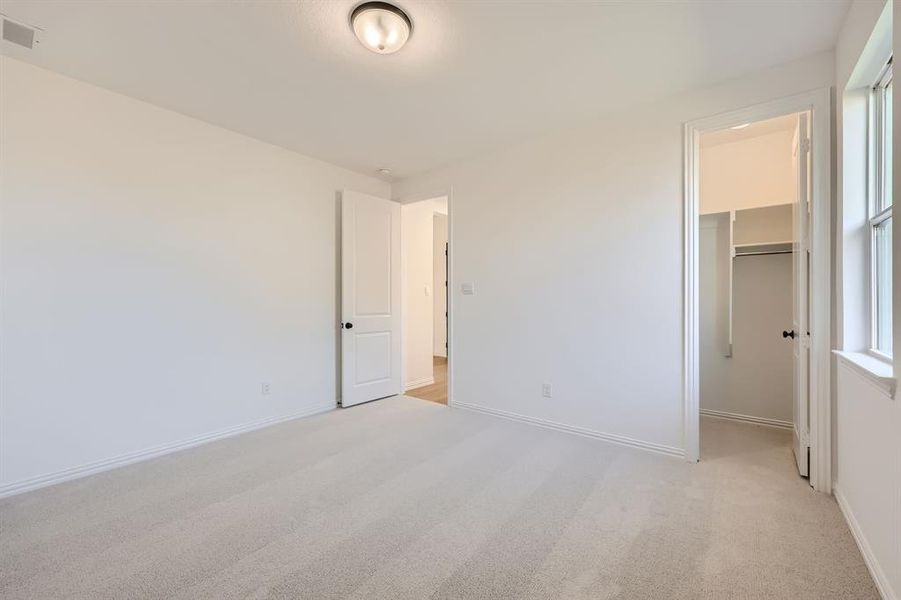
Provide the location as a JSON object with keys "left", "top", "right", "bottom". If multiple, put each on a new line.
{"left": 833, "top": 350, "right": 895, "bottom": 398}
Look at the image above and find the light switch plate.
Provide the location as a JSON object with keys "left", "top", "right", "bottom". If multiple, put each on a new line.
{"left": 461, "top": 282, "right": 475, "bottom": 295}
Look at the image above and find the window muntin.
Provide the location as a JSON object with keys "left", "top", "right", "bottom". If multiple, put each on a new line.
{"left": 870, "top": 59, "right": 893, "bottom": 357}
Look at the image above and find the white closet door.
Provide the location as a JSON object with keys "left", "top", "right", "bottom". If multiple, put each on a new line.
{"left": 791, "top": 113, "right": 811, "bottom": 478}
{"left": 340, "top": 191, "right": 402, "bottom": 407}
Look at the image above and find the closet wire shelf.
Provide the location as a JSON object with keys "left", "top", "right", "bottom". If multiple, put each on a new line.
{"left": 733, "top": 241, "right": 793, "bottom": 257}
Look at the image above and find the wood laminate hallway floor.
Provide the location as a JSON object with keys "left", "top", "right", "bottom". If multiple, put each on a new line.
{"left": 407, "top": 356, "right": 448, "bottom": 405}
{"left": 0, "top": 399, "right": 877, "bottom": 599}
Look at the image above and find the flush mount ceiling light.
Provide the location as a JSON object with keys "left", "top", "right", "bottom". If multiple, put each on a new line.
{"left": 730, "top": 123, "right": 751, "bottom": 130}
{"left": 350, "top": 2, "right": 412, "bottom": 54}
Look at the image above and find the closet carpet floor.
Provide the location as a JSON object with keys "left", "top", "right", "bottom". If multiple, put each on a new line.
{"left": 0, "top": 398, "right": 878, "bottom": 599}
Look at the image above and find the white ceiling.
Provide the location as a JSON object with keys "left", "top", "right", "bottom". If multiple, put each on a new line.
{"left": 0, "top": 1, "right": 849, "bottom": 180}
{"left": 701, "top": 113, "right": 800, "bottom": 148}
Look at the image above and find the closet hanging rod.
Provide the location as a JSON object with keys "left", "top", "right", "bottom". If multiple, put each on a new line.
{"left": 734, "top": 249, "right": 794, "bottom": 257}
{"left": 733, "top": 241, "right": 793, "bottom": 257}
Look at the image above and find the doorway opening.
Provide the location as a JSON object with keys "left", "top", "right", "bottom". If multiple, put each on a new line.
{"left": 401, "top": 196, "right": 449, "bottom": 405}
{"left": 684, "top": 89, "right": 832, "bottom": 492}
{"left": 698, "top": 112, "right": 810, "bottom": 478}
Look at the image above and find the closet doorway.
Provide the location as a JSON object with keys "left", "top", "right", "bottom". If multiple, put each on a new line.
{"left": 687, "top": 100, "right": 829, "bottom": 488}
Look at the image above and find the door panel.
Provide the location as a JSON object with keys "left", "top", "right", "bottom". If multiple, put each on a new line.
{"left": 341, "top": 191, "right": 401, "bottom": 407}
{"left": 791, "top": 113, "right": 811, "bottom": 478}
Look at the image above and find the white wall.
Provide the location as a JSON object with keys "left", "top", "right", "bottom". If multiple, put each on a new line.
{"left": 0, "top": 57, "right": 390, "bottom": 494}
{"left": 832, "top": 2, "right": 901, "bottom": 598}
{"left": 700, "top": 129, "right": 796, "bottom": 214}
{"left": 433, "top": 213, "right": 449, "bottom": 358}
{"left": 732, "top": 204, "right": 793, "bottom": 245}
{"left": 836, "top": 363, "right": 900, "bottom": 600}
{"left": 700, "top": 210, "right": 794, "bottom": 426}
{"left": 700, "top": 213, "right": 732, "bottom": 399}
{"left": 401, "top": 196, "right": 447, "bottom": 389}
{"left": 394, "top": 51, "right": 835, "bottom": 455}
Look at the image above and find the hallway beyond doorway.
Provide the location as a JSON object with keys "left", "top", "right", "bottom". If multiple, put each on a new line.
{"left": 407, "top": 356, "right": 447, "bottom": 405}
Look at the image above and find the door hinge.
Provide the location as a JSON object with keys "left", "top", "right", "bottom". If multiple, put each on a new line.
{"left": 801, "top": 138, "right": 811, "bottom": 153}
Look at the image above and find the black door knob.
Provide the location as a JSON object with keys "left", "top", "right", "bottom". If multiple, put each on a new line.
{"left": 344, "top": 322, "right": 354, "bottom": 329}
{"left": 782, "top": 330, "right": 795, "bottom": 339}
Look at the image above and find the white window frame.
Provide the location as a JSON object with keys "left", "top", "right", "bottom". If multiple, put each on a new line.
{"left": 868, "top": 58, "right": 893, "bottom": 360}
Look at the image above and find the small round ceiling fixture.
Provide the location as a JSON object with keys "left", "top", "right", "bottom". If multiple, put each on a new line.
{"left": 350, "top": 2, "right": 412, "bottom": 54}
{"left": 730, "top": 123, "right": 751, "bottom": 130}
{"left": 377, "top": 168, "right": 392, "bottom": 176}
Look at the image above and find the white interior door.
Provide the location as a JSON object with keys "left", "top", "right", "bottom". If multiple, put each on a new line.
{"left": 341, "top": 191, "right": 401, "bottom": 407}
{"left": 791, "top": 113, "right": 811, "bottom": 478}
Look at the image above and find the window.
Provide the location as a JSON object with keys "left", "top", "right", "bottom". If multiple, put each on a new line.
{"left": 870, "top": 58, "right": 893, "bottom": 357}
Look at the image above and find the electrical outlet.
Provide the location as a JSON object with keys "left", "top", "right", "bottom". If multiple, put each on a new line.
{"left": 261, "top": 382, "right": 271, "bottom": 395}
{"left": 542, "top": 383, "right": 552, "bottom": 398}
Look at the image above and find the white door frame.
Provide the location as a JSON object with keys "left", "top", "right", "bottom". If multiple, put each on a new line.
{"left": 397, "top": 188, "right": 455, "bottom": 406}
{"left": 683, "top": 88, "right": 832, "bottom": 493}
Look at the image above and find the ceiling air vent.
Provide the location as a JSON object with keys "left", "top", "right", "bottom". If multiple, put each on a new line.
{"left": 1, "top": 16, "right": 41, "bottom": 50}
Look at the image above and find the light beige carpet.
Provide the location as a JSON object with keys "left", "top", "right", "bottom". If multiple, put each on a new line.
{"left": 0, "top": 397, "right": 878, "bottom": 599}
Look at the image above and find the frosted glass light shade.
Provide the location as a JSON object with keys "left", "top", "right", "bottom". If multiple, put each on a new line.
{"left": 351, "top": 2, "right": 412, "bottom": 54}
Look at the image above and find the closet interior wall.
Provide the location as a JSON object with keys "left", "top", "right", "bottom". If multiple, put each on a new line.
{"left": 700, "top": 204, "right": 794, "bottom": 427}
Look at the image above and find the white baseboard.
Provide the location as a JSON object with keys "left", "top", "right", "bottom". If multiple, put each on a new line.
{"left": 405, "top": 376, "right": 435, "bottom": 391}
{"left": 700, "top": 408, "right": 792, "bottom": 430}
{"left": 835, "top": 486, "right": 897, "bottom": 600}
{"left": 0, "top": 402, "right": 336, "bottom": 499}
{"left": 452, "top": 401, "right": 684, "bottom": 458}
